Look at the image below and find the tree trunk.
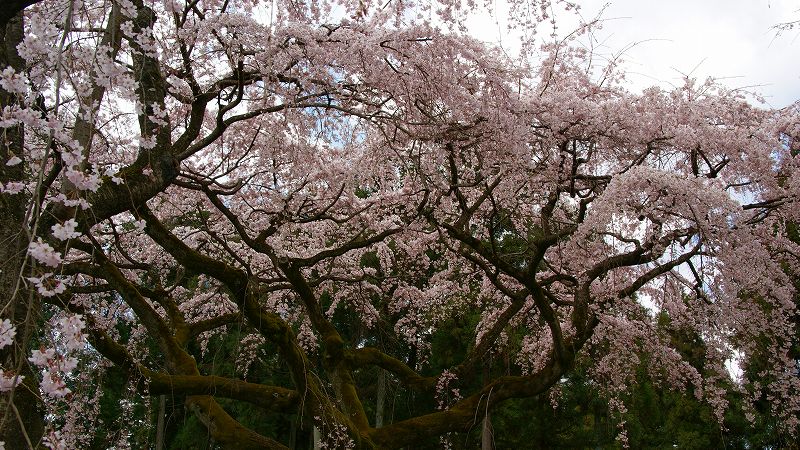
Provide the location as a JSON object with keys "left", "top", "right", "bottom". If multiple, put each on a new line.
{"left": 155, "top": 395, "right": 166, "bottom": 450}
{"left": 0, "top": 0, "right": 39, "bottom": 29}
{"left": 312, "top": 426, "right": 321, "bottom": 450}
{"left": 290, "top": 414, "right": 311, "bottom": 450}
{"left": 481, "top": 360, "right": 494, "bottom": 450}
{"left": 481, "top": 412, "right": 494, "bottom": 450}
{"left": 375, "top": 369, "right": 386, "bottom": 428}
{"left": 0, "top": 11, "right": 45, "bottom": 449}
{"left": 289, "top": 416, "right": 297, "bottom": 449}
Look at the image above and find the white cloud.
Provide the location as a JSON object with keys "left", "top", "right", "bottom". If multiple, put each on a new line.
{"left": 466, "top": 0, "right": 800, "bottom": 107}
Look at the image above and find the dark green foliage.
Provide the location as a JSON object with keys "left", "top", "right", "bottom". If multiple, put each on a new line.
{"left": 85, "top": 261, "right": 794, "bottom": 449}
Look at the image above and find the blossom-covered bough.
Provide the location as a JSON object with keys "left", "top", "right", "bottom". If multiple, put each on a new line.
{"left": 1, "top": 0, "right": 798, "bottom": 448}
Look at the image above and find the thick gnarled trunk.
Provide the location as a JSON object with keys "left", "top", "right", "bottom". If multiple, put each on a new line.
{"left": 0, "top": 11, "right": 45, "bottom": 449}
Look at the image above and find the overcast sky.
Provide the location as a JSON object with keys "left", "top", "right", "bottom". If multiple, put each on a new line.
{"left": 468, "top": 0, "right": 800, "bottom": 108}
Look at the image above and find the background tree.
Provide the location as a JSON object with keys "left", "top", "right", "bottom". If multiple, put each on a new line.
{"left": 0, "top": 0, "right": 799, "bottom": 448}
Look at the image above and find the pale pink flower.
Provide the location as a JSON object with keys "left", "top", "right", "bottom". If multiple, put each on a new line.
{"left": 29, "top": 348, "right": 56, "bottom": 367}
{"left": 51, "top": 219, "right": 81, "bottom": 241}
{"left": 0, "top": 370, "right": 23, "bottom": 392}
{"left": 0, "top": 319, "right": 15, "bottom": 348}
{"left": 28, "top": 239, "right": 62, "bottom": 267}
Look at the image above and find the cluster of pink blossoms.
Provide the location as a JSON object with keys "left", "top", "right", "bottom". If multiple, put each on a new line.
{"left": 0, "top": 319, "right": 23, "bottom": 392}
{"left": 30, "top": 315, "right": 86, "bottom": 398}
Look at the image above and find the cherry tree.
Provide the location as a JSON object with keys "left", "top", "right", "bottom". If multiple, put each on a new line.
{"left": 1, "top": 0, "right": 799, "bottom": 448}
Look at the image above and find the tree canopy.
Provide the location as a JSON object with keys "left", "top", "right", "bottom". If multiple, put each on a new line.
{"left": 1, "top": 0, "right": 798, "bottom": 448}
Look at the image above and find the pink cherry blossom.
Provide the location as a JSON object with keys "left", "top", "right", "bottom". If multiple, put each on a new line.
{"left": 0, "top": 0, "right": 797, "bottom": 447}
{"left": 28, "top": 239, "right": 62, "bottom": 267}
{"left": 0, "top": 319, "right": 15, "bottom": 348}
{"left": 51, "top": 219, "right": 81, "bottom": 240}
{"left": 0, "top": 370, "right": 24, "bottom": 392}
